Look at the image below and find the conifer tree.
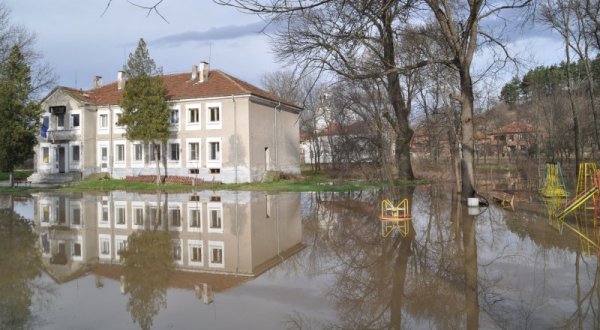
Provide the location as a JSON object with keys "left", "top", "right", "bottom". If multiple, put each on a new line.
{"left": 119, "top": 38, "right": 169, "bottom": 184}
{"left": 0, "top": 46, "right": 41, "bottom": 187}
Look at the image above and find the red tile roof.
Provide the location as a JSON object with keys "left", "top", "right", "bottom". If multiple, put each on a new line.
{"left": 55, "top": 70, "right": 301, "bottom": 110}
{"left": 492, "top": 121, "right": 534, "bottom": 134}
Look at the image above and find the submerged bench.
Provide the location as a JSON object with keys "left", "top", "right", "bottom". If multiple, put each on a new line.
{"left": 490, "top": 192, "right": 514, "bottom": 208}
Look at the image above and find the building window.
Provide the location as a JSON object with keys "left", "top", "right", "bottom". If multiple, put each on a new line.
{"left": 72, "top": 145, "right": 80, "bottom": 162}
{"left": 99, "top": 237, "right": 111, "bottom": 258}
{"left": 115, "top": 113, "right": 123, "bottom": 126}
{"left": 72, "top": 208, "right": 81, "bottom": 225}
{"left": 116, "top": 206, "right": 126, "bottom": 226}
{"left": 209, "top": 141, "right": 220, "bottom": 161}
{"left": 133, "top": 144, "right": 143, "bottom": 161}
{"left": 169, "top": 208, "right": 181, "bottom": 228}
{"left": 190, "top": 244, "right": 202, "bottom": 263}
{"left": 189, "top": 209, "right": 201, "bottom": 231}
{"left": 209, "top": 242, "right": 224, "bottom": 268}
{"left": 209, "top": 106, "right": 220, "bottom": 122}
{"left": 189, "top": 142, "right": 200, "bottom": 161}
{"left": 57, "top": 113, "right": 65, "bottom": 128}
{"left": 42, "top": 147, "right": 49, "bottom": 164}
{"left": 189, "top": 169, "right": 199, "bottom": 174}
{"left": 149, "top": 144, "right": 161, "bottom": 161}
{"left": 149, "top": 206, "right": 160, "bottom": 226}
{"left": 99, "top": 114, "right": 108, "bottom": 128}
{"left": 100, "top": 201, "right": 109, "bottom": 226}
{"left": 172, "top": 240, "right": 182, "bottom": 263}
{"left": 170, "top": 109, "right": 179, "bottom": 125}
{"left": 71, "top": 114, "right": 80, "bottom": 128}
{"left": 169, "top": 143, "right": 180, "bottom": 161}
{"left": 209, "top": 209, "right": 222, "bottom": 231}
{"left": 73, "top": 242, "right": 82, "bottom": 257}
{"left": 133, "top": 207, "right": 144, "bottom": 227}
{"left": 42, "top": 205, "right": 50, "bottom": 223}
{"left": 116, "top": 144, "right": 125, "bottom": 162}
{"left": 189, "top": 108, "right": 199, "bottom": 123}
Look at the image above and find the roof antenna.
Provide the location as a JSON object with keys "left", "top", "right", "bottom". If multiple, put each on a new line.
{"left": 74, "top": 71, "right": 78, "bottom": 88}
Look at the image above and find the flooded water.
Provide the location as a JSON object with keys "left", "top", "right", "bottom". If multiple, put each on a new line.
{"left": 0, "top": 185, "right": 599, "bottom": 329}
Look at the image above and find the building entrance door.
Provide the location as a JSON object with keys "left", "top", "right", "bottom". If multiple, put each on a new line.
{"left": 58, "top": 147, "right": 66, "bottom": 173}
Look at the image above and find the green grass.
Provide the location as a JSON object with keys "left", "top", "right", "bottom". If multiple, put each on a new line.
{"left": 0, "top": 186, "right": 30, "bottom": 193}
{"left": 59, "top": 174, "right": 422, "bottom": 193}
{"left": 0, "top": 169, "right": 33, "bottom": 181}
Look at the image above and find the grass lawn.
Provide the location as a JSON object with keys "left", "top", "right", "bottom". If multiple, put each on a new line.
{"left": 0, "top": 169, "right": 33, "bottom": 181}
{"left": 59, "top": 172, "right": 421, "bottom": 193}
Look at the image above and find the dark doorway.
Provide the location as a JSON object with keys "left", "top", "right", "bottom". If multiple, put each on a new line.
{"left": 58, "top": 147, "right": 66, "bottom": 173}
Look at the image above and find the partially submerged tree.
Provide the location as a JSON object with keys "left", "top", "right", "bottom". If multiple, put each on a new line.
{"left": 119, "top": 38, "right": 170, "bottom": 184}
{"left": 0, "top": 46, "right": 41, "bottom": 187}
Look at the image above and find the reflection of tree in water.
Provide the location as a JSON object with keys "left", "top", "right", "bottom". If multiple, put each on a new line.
{"left": 121, "top": 231, "right": 174, "bottom": 330}
{"left": 0, "top": 204, "right": 43, "bottom": 329}
{"left": 295, "top": 186, "right": 480, "bottom": 329}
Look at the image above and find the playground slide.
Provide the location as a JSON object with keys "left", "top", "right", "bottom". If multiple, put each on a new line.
{"left": 555, "top": 186, "right": 599, "bottom": 219}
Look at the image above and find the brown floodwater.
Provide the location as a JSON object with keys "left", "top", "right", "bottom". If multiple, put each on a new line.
{"left": 0, "top": 185, "right": 598, "bottom": 329}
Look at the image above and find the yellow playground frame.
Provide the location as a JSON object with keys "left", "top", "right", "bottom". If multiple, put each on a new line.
{"left": 379, "top": 199, "right": 412, "bottom": 237}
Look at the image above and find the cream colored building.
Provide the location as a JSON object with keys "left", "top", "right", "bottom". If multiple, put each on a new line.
{"left": 34, "top": 191, "right": 303, "bottom": 285}
{"left": 29, "top": 63, "right": 302, "bottom": 184}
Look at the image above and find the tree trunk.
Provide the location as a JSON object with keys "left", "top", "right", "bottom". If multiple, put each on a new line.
{"left": 9, "top": 172, "right": 14, "bottom": 188}
{"left": 382, "top": 7, "right": 414, "bottom": 181}
{"left": 154, "top": 143, "right": 161, "bottom": 185}
{"left": 459, "top": 69, "right": 476, "bottom": 199}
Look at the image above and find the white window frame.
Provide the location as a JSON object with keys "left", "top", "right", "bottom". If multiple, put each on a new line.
{"left": 69, "top": 142, "right": 81, "bottom": 168}
{"left": 115, "top": 235, "right": 128, "bottom": 261}
{"left": 188, "top": 239, "right": 203, "bottom": 267}
{"left": 114, "top": 142, "right": 126, "bottom": 167}
{"left": 185, "top": 104, "right": 201, "bottom": 130}
{"left": 41, "top": 145, "right": 51, "bottom": 166}
{"left": 207, "top": 202, "right": 223, "bottom": 233}
{"left": 172, "top": 239, "right": 183, "bottom": 265}
{"left": 187, "top": 138, "right": 201, "bottom": 168}
{"left": 131, "top": 142, "right": 144, "bottom": 168}
{"left": 40, "top": 202, "right": 51, "bottom": 226}
{"left": 131, "top": 202, "right": 145, "bottom": 230}
{"left": 114, "top": 202, "right": 128, "bottom": 229}
{"left": 208, "top": 241, "right": 225, "bottom": 268}
{"left": 168, "top": 203, "right": 183, "bottom": 231}
{"left": 206, "top": 102, "right": 222, "bottom": 129}
{"left": 167, "top": 140, "right": 181, "bottom": 166}
{"left": 187, "top": 203, "right": 202, "bottom": 233}
{"left": 148, "top": 143, "right": 162, "bottom": 164}
{"left": 97, "top": 142, "right": 109, "bottom": 172}
{"left": 70, "top": 111, "right": 81, "bottom": 131}
{"left": 114, "top": 108, "right": 125, "bottom": 134}
{"left": 70, "top": 201, "right": 82, "bottom": 228}
{"left": 98, "top": 198, "right": 111, "bottom": 228}
{"left": 99, "top": 234, "right": 112, "bottom": 260}
{"left": 72, "top": 235, "right": 83, "bottom": 261}
{"left": 170, "top": 108, "right": 180, "bottom": 131}
{"left": 98, "top": 112, "right": 109, "bottom": 131}
{"left": 206, "top": 137, "right": 222, "bottom": 168}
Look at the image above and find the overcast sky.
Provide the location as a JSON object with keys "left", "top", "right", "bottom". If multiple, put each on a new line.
{"left": 5, "top": 0, "right": 567, "bottom": 95}
{"left": 5, "top": 0, "right": 280, "bottom": 90}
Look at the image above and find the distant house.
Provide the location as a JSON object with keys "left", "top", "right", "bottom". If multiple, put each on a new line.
{"left": 488, "top": 121, "right": 536, "bottom": 157}
{"left": 300, "top": 121, "right": 381, "bottom": 165}
{"left": 29, "top": 62, "right": 302, "bottom": 184}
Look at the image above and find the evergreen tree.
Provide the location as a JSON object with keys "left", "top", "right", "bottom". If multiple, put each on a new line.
{"left": 119, "top": 38, "right": 169, "bottom": 184}
{"left": 0, "top": 46, "right": 41, "bottom": 187}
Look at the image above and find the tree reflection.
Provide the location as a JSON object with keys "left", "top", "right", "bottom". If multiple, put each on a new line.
{"left": 121, "top": 231, "right": 174, "bottom": 330}
{"left": 0, "top": 202, "right": 42, "bottom": 329}
{"left": 296, "top": 186, "right": 481, "bottom": 328}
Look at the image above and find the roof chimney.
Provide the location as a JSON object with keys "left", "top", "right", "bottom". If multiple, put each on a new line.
{"left": 93, "top": 76, "right": 102, "bottom": 89}
{"left": 191, "top": 65, "right": 198, "bottom": 80}
{"left": 117, "top": 71, "right": 127, "bottom": 90}
{"left": 199, "top": 62, "right": 209, "bottom": 83}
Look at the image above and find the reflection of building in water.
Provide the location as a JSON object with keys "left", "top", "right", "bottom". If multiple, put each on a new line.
{"left": 33, "top": 191, "right": 303, "bottom": 289}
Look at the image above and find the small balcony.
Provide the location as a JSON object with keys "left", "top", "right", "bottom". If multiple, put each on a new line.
{"left": 46, "top": 129, "right": 79, "bottom": 142}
